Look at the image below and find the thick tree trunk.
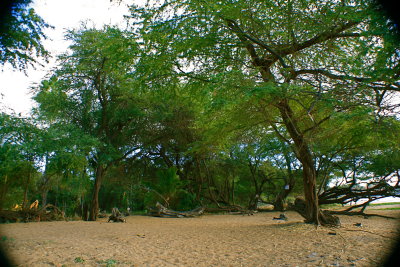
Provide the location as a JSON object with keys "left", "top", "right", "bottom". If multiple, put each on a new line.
{"left": 301, "top": 164, "right": 319, "bottom": 224}
{"left": 277, "top": 100, "right": 320, "bottom": 224}
{"left": 277, "top": 100, "right": 340, "bottom": 226}
{"left": 88, "top": 164, "right": 105, "bottom": 221}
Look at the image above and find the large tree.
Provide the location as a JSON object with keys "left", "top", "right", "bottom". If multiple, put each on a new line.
{"left": 128, "top": 0, "right": 399, "bottom": 225}
{"left": 34, "top": 26, "right": 144, "bottom": 220}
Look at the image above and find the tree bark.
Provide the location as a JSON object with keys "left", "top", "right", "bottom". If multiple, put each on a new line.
{"left": 41, "top": 190, "right": 48, "bottom": 207}
{"left": 22, "top": 167, "right": 31, "bottom": 209}
{"left": 88, "top": 164, "right": 106, "bottom": 221}
{"left": 277, "top": 99, "right": 320, "bottom": 224}
{"left": 0, "top": 174, "right": 9, "bottom": 210}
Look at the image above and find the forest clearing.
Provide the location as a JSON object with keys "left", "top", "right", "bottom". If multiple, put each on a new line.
{"left": 1, "top": 207, "right": 399, "bottom": 267}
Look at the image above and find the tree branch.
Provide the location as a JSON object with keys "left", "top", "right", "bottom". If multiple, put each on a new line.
{"left": 293, "top": 68, "right": 371, "bottom": 82}
{"left": 277, "top": 21, "right": 361, "bottom": 56}
{"left": 223, "top": 17, "right": 288, "bottom": 68}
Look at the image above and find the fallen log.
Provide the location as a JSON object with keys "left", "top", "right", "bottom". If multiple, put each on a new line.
{"left": 148, "top": 202, "right": 205, "bottom": 218}
{"left": 205, "top": 205, "right": 256, "bottom": 215}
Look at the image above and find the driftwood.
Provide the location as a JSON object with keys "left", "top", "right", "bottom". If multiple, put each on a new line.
{"left": 0, "top": 204, "right": 65, "bottom": 223}
{"left": 148, "top": 202, "right": 205, "bottom": 218}
{"left": 205, "top": 205, "right": 257, "bottom": 215}
{"left": 108, "top": 208, "right": 126, "bottom": 222}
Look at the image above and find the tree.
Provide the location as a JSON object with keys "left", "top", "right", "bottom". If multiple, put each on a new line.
{"left": 34, "top": 123, "right": 93, "bottom": 217}
{"left": 0, "top": 0, "right": 50, "bottom": 70}
{"left": 0, "top": 112, "right": 42, "bottom": 210}
{"left": 34, "top": 26, "right": 144, "bottom": 220}
{"left": 316, "top": 113, "right": 400, "bottom": 210}
{"left": 128, "top": 0, "right": 399, "bottom": 225}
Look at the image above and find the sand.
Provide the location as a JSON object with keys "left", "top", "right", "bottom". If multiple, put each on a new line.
{"left": 1, "top": 209, "right": 399, "bottom": 267}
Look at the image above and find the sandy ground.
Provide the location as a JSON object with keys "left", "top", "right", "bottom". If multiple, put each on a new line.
{"left": 1, "top": 209, "right": 399, "bottom": 267}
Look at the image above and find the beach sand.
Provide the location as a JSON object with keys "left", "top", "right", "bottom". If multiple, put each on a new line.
{"left": 1, "top": 209, "right": 399, "bottom": 266}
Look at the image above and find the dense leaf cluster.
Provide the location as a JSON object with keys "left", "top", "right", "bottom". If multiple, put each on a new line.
{"left": 0, "top": 0, "right": 50, "bottom": 70}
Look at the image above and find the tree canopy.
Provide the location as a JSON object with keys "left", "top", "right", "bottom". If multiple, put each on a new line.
{"left": 1, "top": 0, "right": 399, "bottom": 226}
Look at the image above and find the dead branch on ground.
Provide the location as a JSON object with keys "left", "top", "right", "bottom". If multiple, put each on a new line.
{"left": 148, "top": 202, "right": 205, "bottom": 218}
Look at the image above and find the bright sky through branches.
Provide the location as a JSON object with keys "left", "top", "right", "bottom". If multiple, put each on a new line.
{"left": 0, "top": 0, "right": 137, "bottom": 116}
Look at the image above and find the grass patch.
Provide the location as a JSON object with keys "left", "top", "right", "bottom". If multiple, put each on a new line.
{"left": 74, "top": 257, "right": 85, "bottom": 263}
{"left": 375, "top": 207, "right": 400, "bottom": 210}
{"left": 98, "top": 258, "right": 118, "bottom": 267}
{"left": 320, "top": 203, "right": 343, "bottom": 209}
{"left": 0, "top": 236, "right": 15, "bottom": 242}
{"left": 370, "top": 202, "right": 400, "bottom": 206}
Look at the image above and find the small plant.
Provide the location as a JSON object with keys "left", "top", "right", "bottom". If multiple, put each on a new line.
{"left": 104, "top": 258, "right": 118, "bottom": 267}
{"left": 1, "top": 236, "right": 14, "bottom": 242}
{"left": 74, "top": 257, "right": 85, "bottom": 263}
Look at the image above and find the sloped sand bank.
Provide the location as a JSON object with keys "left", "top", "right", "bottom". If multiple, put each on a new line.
{"left": 1, "top": 209, "right": 399, "bottom": 266}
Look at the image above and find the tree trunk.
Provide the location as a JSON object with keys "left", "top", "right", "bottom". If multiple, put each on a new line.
{"left": 22, "top": 167, "right": 31, "bottom": 209}
{"left": 88, "top": 164, "right": 105, "bottom": 221}
{"left": 301, "top": 163, "right": 319, "bottom": 224}
{"left": 0, "top": 175, "right": 9, "bottom": 210}
{"left": 274, "top": 186, "right": 291, "bottom": 211}
{"left": 41, "top": 190, "right": 48, "bottom": 207}
{"left": 248, "top": 192, "right": 260, "bottom": 211}
{"left": 277, "top": 100, "right": 320, "bottom": 224}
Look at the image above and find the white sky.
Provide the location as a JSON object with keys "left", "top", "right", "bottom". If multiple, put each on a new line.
{"left": 0, "top": 0, "right": 137, "bottom": 116}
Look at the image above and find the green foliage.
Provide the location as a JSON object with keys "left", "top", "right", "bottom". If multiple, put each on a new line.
{"left": 98, "top": 258, "right": 118, "bottom": 267}
{"left": 155, "top": 167, "right": 181, "bottom": 199}
{"left": 1, "top": 0, "right": 399, "bottom": 217}
{"left": 143, "top": 167, "right": 196, "bottom": 210}
{"left": 0, "top": 0, "right": 51, "bottom": 70}
{"left": 0, "top": 112, "right": 42, "bottom": 209}
{"left": 74, "top": 257, "right": 85, "bottom": 263}
{"left": 0, "top": 236, "right": 14, "bottom": 242}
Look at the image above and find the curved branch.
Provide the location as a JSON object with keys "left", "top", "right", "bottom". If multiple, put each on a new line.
{"left": 222, "top": 17, "right": 288, "bottom": 68}
{"left": 277, "top": 21, "right": 361, "bottom": 56}
{"left": 293, "top": 68, "right": 371, "bottom": 82}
